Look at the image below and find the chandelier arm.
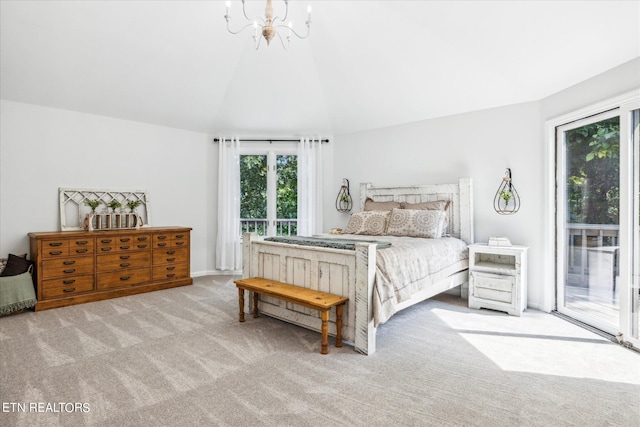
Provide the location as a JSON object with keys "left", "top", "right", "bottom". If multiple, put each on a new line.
{"left": 241, "top": 0, "right": 251, "bottom": 21}
{"left": 276, "top": 24, "right": 310, "bottom": 39}
{"left": 275, "top": 31, "right": 289, "bottom": 50}
{"left": 272, "top": 0, "right": 289, "bottom": 25}
{"left": 226, "top": 21, "right": 258, "bottom": 35}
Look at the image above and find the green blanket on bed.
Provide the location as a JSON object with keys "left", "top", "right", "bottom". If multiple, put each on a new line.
{"left": 264, "top": 236, "right": 391, "bottom": 250}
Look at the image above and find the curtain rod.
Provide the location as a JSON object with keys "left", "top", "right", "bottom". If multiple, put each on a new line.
{"left": 213, "top": 138, "right": 329, "bottom": 143}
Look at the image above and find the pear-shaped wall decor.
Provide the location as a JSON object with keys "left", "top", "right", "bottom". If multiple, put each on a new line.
{"left": 494, "top": 168, "right": 521, "bottom": 215}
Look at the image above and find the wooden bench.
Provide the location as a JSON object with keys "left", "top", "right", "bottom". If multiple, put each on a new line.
{"left": 234, "top": 277, "right": 348, "bottom": 354}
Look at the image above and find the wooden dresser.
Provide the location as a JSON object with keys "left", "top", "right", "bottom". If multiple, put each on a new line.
{"left": 29, "top": 227, "right": 192, "bottom": 311}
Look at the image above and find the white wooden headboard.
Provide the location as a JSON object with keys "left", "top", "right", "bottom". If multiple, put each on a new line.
{"left": 359, "top": 178, "right": 474, "bottom": 244}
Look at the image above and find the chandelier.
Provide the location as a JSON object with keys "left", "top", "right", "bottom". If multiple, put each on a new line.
{"left": 224, "top": 0, "right": 312, "bottom": 50}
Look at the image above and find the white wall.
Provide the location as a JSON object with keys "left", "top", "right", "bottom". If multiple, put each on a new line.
{"left": 0, "top": 100, "right": 212, "bottom": 275}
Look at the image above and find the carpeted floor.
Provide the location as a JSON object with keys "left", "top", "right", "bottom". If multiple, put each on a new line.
{"left": 1, "top": 275, "right": 638, "bottom": 426}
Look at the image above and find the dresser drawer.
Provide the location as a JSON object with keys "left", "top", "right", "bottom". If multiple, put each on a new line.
{"left": 41, "top": 256, "right": 94, "bottom": 279}
{"left": 97, "top": 268, "right": 151, "bottom": 290}
{"left": 173, "top": 233, "right": 189, "bottom": 248}
{"left": 153, "top": 264, "right": 189, "bottom": 281}
{"left": 97, "top": 251, "right": 151, "bottom": 272}
{"left": 41, "top": 239, "right": 69, "bottom": 258}
{"left": 153, "top": 247, "right": 188, "bottom": 265}
{"left": 97, "top": 234, "right": 150, "bottom": 253}
{"left": 153, "top": 233, "right": 189, "bottom": 248}
{"left": 41, "top": 275, "right": 94, "bottom": 298}
{"left": 153, "top": 233, "right": 171, "bottom": 248}
{"left": 69, "top": 238, "right": 94, "bottom": 255}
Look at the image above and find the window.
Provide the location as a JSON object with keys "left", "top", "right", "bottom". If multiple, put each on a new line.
{"left": 239, "top": 151, "right": 298, "bottom": 237}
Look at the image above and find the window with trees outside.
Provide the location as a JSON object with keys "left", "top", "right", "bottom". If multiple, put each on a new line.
{"left": 240, "top": 152, "right": 298, "bottom": 237}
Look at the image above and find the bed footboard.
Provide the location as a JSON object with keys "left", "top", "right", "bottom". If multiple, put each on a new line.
{"left": 242, "top": 233, "right": 378, "bottom": 354}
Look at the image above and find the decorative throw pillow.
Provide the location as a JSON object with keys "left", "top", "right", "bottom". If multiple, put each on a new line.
{"left": 364, "top": 198, "right": 401, "bottom": 211}
{"left": 343, "top": 211, "right": 390, "bottom": 235}
{"left": 401, "top": 200, "right": 451, "bottom": 211}
{"left": 386, "top": 208, "right": 447, "bottom": 238}
{"left": 0, "top": 254, "right": 33, "bottom": 277}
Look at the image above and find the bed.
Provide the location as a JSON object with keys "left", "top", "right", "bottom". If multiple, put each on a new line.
{"left": 242, "top": 178, "right": 473, "bottom": 355}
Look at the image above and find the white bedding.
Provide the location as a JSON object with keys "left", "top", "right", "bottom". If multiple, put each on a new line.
{"left": 323, "top": 234, "right": 469, "bottom": 326}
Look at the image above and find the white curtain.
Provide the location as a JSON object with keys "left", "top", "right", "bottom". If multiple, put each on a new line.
{"left": 216, "top": 137, "right": 242, "bottom": 271}
{"left": 297, "top": 137, "right": 324, "bottom": 236}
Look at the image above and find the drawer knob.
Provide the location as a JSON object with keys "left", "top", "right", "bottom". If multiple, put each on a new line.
{"left": 167, "top": 267, "right": 175, "bottom": 271}
{"left": 63, "top": 269, "right": 76, "bottom": 274}
{"left": 76, "top": 249, "right": 88, "bottom": 254}
{"left": 63, "top": 279, "right": 76, "bottom": 285}
{"left": 120, "top": 263, "right": 130, "bottom": 268}
{"left": 167, "top": 274, "right": 175, "bottom": 278}
{"left": 138, "top": 244, "right": 148, "bottom": 249}
{"left": 120, "top": 276, "right": 131, "bottom": 281}
{"left": 49, "top": 242, "right": 63, "bottom": 247}
{"left": 63, "top": 288, "right": 76, "bottom": 293}
{"left": 101, "top": 239, "right": 112, "bottom": 243}
{"left": 167, "top": 258, "right": 176, "bottom": 262}
{"left": 49, "top": 251, "right": 63, "bottom": 255}
{"left": 76, "top": 241, "right": 88, "bottom": 245}
{"left": 120, "top": 255, "right": 130, "bottom": 260}
{"left": 101, "top": 248, "right": 112, "bottom": 252}
{"left": 158, "top": 243, "right": 167, "bottom": 247}
{"left": 138, "top": 237, "right": 148, "bottom": 241}
{"left": 120, "top": 246, "right": 130, "bottom": 250}
{"left": 63, "top": 261, "right": 76, "bottom": 265}
{"left": 167, "top": 251, "right": 176, "bottom": 255}
{"left": 120, "top": 238, "right": 130, "bottom": 242}
{"left": 157, "top": 236, "right": 167, "bottom": 240}
{"left": 176, "top": 242, "right": 184, "bottom": 246}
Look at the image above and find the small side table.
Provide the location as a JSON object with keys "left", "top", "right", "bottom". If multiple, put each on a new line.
{"left": 468, "top": 243, "right": 528, "bottom": 316}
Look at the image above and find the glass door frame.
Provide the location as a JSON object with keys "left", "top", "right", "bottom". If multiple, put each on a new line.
{"left": 547, "top": 92, "right": 639, "bottom": 348}
{"left": 555, "top": 108, "right": 621, "bottom": 334}
{"left": 619, "top": 98, "right": 640, "bottom": 348}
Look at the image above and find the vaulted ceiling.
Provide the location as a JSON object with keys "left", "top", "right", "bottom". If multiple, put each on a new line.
{"left": 1, "top": 1, "right": 638, "bottom": 136}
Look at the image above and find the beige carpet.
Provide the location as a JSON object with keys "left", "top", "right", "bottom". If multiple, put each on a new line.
{"left": 1, "top": 275, "right": 638, "bottom": 426}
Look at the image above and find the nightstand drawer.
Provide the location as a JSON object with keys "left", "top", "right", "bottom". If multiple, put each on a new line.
{"left": 471, "top": 271, "right": 514, "bottom": 303}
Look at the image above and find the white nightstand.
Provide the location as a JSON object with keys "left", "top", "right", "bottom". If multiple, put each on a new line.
{"left": 468, "top": 243, "right": 528, "bottom": 316}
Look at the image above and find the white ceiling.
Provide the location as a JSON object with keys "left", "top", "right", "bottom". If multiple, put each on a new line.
{"left": 1, "top": 1, "right": 639, "bottom": 136}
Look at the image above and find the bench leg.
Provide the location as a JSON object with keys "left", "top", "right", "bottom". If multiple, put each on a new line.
{"left": 321, "top": 310, "right": 329, "bottom": 355}
{"left": 335, "top": 304, "right": 344, "bottom": 348}
{"left": 253, "top": 292, "right": 259, "bottom": 318}
{"left": 238, "top": 288, "right": 245, "bottom": 322}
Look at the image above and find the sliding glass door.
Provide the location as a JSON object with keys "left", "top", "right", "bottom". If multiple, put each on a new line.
{"left": 556, "top": 100, "right": 640, "bottom": 348}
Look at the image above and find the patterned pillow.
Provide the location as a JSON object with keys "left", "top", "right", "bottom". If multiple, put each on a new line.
{"left": 343, "top": 211, "right": 390, "bottom": 235}
{"left": 386, "top": 208, "right": 447, "bottom": 238}
{"left": 364, "top": 198, "right": 401, "bottom": 211}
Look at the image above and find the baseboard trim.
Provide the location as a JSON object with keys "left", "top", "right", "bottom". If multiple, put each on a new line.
{"left": 190, "top": 270, "right": 241, "bottom": 277}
